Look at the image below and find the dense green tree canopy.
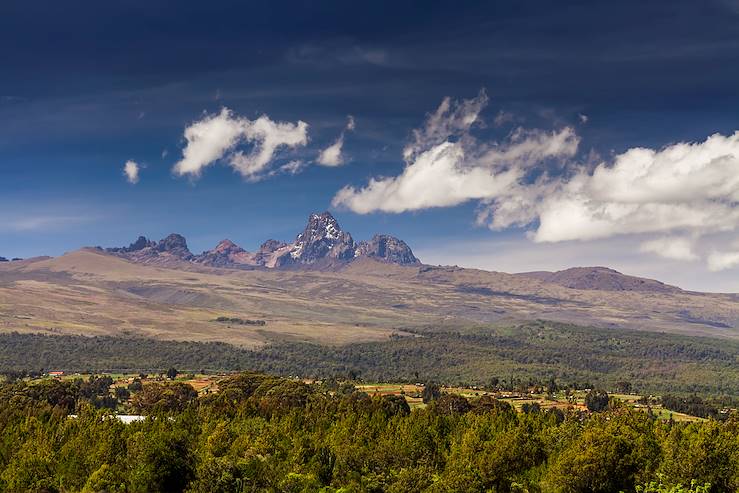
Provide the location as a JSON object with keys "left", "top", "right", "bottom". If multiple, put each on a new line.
{"left": 0, "top": 372, "right": 735, "bottom": 492}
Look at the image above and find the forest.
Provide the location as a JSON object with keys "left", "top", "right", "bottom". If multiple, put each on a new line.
{"left": 0, "top": 371, "right": 737, "bottom": 492}
{"left": 1, "top": 320, "right": 738, "bottom": 395}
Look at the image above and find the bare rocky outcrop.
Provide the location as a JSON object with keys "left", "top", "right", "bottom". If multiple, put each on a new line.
{"left": 195, "top": 239, "right": 253, "bottom": 267}
{"left": 105, "top": 233, "right": 193, "bottom": 265}
{"left": 355, "top": 234, "right": 419, "bottom": 265}
{"left": 278, "top": 212, "right": 357, "bottom": 266}
{"left": 106, "top": 235, "right": 155, "bottom": 253}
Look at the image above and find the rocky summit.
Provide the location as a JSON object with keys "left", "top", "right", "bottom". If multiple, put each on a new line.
{"left": 282, "top": 212, "right": 357, "bottom": 266}
{"left": 106, "top": 211, "right": 420, "bottom": 270}
{"left": 106, "top": 235, "right": 155, "bottom": 253}
{"left": 356, "top": 234, "right": 419, "bottom": 265}
{"left": 105, "top": 233, "right": 193, "bottom": 265}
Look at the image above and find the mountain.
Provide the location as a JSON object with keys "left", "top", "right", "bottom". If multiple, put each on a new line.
{"left": 106, "top": 236, "right": 156, "bottom": 253}
{"left": 3, "top": 247, "right": 739, "bottom": 351}
{"left": 105, "top": 233, "right": 193, "bottom": 265}
{"left": 8, "top": 209, "right": 735, "bottom": 347}
{"left": 194, "top": 239, "right": 254, "bottom": 268}
{"left": 356, "top": 234, "right": 420, "bottom": 265}
{"left": 108, "top": 211, "right": 419, "bottom": 270}
{"left": 517, "top": 267, "right": 680, "bottom": 293}
{"left": 279, "top": 212, "right": 357, "bottom": 266}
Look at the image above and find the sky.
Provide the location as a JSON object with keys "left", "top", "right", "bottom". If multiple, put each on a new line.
{"left": 2, "top": 0, "right": 739, "bottom": 291}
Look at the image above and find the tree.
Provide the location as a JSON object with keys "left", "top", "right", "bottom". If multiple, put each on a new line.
{"left": 489, "top": 376, "right": 500, "bottom": 390}
{"left": 422, "top": 382, "right": 441, "bottom": 404}
{"left": 128, "top": 378, "right": 143, "bottom": 392}
{"left": 432, "top": 394, "right": 471, "bottom": 415}
{"left": 115, "top": 386, "right": 130, "bottom": 401}
{"left": 585, "top": 389, "right": 610, "bottom": 412}
{"left": 131, "top": 382, "right": 197, "bottom": 413}
{"left": 166, "top": 367, "right": 178, "bottom": 380}
{"left": 616, "top": 380, "right": 633, "bottom": 394}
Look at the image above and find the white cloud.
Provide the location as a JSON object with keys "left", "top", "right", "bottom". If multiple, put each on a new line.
{"left": 172, "top": 108, "right": 308, "bottom": 181}
{"left": 123, "top": 160, "right": 140, "bottom": 184}
{"left": 317, "top": 136, "right": 345, "bottom": 167}
{"left": 708, "top": 250, "right": 739, "bottom": 272}
{"left": 526, "top": 132, "right": 739, "bottom": 244}
{"left": 640, "top": 236, "right": 698, "bottom": 261}
{"left": 332, "top": 91, "right": 579, "bottom": 213}
{"left": 316, "top": 115, "right": 356, "bottom": 167}
{"left": 403, "top": 90, "right": 489, "bottom": 162}
{"left": 331, "top": 91, "right": 739, "bottom": 273}
{"left": 278, "top": 160, "right": 306, "bottom": 175}
{"left": 172, "top": 109, "right": 244, "bottom": 178}
{"left": 333, "top": 141, "right": 522, "bottom": 213}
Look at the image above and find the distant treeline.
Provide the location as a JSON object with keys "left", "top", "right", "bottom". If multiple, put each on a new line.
{"left": 0, "top": 371, "right": 736, "bottom": 492}
{"left": 661, "top": 394, "right": 725, "bottom": 419}
{"left": 213, "top": 316, "right": 266, "bottom": 326}
{"left": 1, "top": 320, "right": 738, "bottom": 395}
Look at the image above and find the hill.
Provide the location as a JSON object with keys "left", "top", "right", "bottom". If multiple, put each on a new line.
{"left": 517, "top": 267, "right": 681, "bottom": 293}
{"left": 2, "top": 245, "right": 739, "bottom": 349}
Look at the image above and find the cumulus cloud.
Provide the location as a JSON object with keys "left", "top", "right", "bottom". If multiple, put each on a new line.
{"left": 640, "top": 236, "right": 698, "bottom": 261}
{"left": 317, "top": 137, "right": 345, "bottom": 167}
{"left": 317, "top": 115, "right": 356, "bottom": 167}
{"left": 172, "top": 108, "right": 308, "bottom": 181}
{"left": 123, "top": 160, "right": 140, "bottom": 184}
{"left": 708, "top": 250, "right": 739, "bottom": 271}
{"left": 332, "top": 91, "right": 579, "bottom": 213}
{"left": 333, "top": 142, "right": 522, "bottom": 213}
{"left": 332, "top": 90, "right": 739, "bottom": 272}
{"left": 526, "top": 132, "right": 739, "bottom": 244}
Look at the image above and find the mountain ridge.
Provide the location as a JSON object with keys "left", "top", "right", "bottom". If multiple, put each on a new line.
{"left": 104, "top": 211, "right": 420, "bottom": 270}
{"left": 95, "top": 211, "right": 687, "bottom": 294}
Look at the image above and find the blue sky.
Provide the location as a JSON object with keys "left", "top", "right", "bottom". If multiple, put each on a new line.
{"left": 3, "top": 0, "right": 739, "bottom": 290}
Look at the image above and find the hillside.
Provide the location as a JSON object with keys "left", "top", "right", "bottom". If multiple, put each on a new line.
{"left": 517, "top": 267, "right": 681, "bottom": 293}
{"left": 2, "top": 245, "right": 739, "bottom": 349}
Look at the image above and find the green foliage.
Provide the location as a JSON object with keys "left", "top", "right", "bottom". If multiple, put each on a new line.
{"left": 2, "top": 320, "right": 739, "bottom": 395}
{"left": 131, "top": 382, "right": 198, "bottom": 414}
{"left": 0, "top": 372, "right": 736, "bottom": 492}
{"left": 661, "top": 395, "right": 720, "bottom": 419}
{"left": 636, "top": 479, "right": 712, "bottom": 492}
{"left": 585, "top": 389, "right": 610, "bottom": 412}
{"left": 421, "top": 381, "right": 441, "bottom": 404}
